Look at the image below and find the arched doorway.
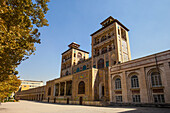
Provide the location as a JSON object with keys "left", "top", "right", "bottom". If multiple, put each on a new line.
{"left": 48, "top": 87, "right": 51, "bottom": 96}
{"left": 54, "top": 98, "right": 56, "bottom": 103}
{"left": 97, "top": 59, "right": 104, "bottom": 69}
{"left": 65, "top": 71, "right": 69, "bottom": 76}
{"left": 99, "top": 82, "right": 104, "bottom": 100}
{"left": 48, "top": 97, "right": 50, "bottom": 103}
{"left": 67, "top": 98, "right": 69, "bottom": 104}
{"left": 79, "top": 97, "right": 83, "bottom": 105}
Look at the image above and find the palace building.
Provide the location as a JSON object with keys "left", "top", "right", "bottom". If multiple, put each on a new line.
{"left": 16, "top": 16, "right": 170, "bottom": 106}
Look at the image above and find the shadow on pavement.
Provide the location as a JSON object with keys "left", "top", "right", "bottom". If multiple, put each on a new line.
{"left": 19, "top": 100, "right": 170, "bottom": 113}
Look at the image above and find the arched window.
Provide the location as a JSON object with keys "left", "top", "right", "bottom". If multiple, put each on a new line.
{"left": 78, "top": 81, "right": 85, "bottom": 94}
{"left": 95, "top": 49, "right": 99, "bottom": 56}
{"left": 62, "top": 64, "right": 66, "bottom": 70}
{"left": 108, "top": 33, "right": 111, "bottom": 38}
{"left": 151, "top": 72, "right": 162, "bottom": 87}
{"left": 48, "top": 87, "right": 51, "bottom": 96}
{"left": 83, "top": 65, "right": 86, "bottom": 70}
{"left": 101, "top": 47, "right": 107, "bottom": 54}
{"left": 94, "top": 38, "right": 99, "bottom": 44}
{"left": 77, "top": 52, "right": 82, "bottom": 59}
{"left": 115, "top": 78, "right": 121, "bottom": 89}
{"left": 97, "top": 58, "right": 104, "bottom": 69}
{"left": 65, "top": 71, "right": 69, "bottom": 76}
{"left": 101, "top": 36, "right": 106, "bottom": 42}
{"left": 76, "top": 68, "right": 80, "bottom": 72}
{"left": 131, "top": 75, "right": 139, "bottom": 88}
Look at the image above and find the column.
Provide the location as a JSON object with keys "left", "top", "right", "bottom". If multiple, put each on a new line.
{"left": 53, "top": 85, "right": 56, "bottom": 96}
{"left": 108, "top": 67, "right": 112, "bottom": 102}
{"left": 163, "top": 62, "right": 170, "bottom": 103}
{"left": 92, "top": 69, "right": 95, "bottom": 100}
{"left": 40, "top": 94, "right": 42, "bottom": 101}
{"left": 59, "top": 82, "right": 60, "bottom": 96}
{"left": 64, "top": 81, "right": 67, "bottom": 96}
{"left": 140, "top": 67, "right": 149, "bottom": 103}
{"left": 122, "top": 71, "right": 128, "bottom": 102}
{"left": 38, "top": 94, "right": 39, "bottom": 101}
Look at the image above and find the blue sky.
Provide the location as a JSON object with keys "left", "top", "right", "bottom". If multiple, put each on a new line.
{"left": 17, "top": 0, "right": 170, "bottom": 84}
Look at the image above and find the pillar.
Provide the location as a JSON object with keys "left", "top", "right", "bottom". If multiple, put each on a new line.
{"left": 64, "top": 81, "right": 67, "bottom": 96}
{"left": 108, "top": 67, "right": 112, "bottom": 102}
{"left": 122, "top": 71, "right": 128, "bottom": 102}
{"left": 140, "top": 67, "right": 149, "bottom": 103}
{"left": 59, "top": 82, "right": 60, "bottom": 96}
{"left": 163, "top": 62, "right": 170, "bottom": 103}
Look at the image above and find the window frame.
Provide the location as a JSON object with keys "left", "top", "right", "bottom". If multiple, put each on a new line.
{"left": 151, "top": 72, "right": 162, "bottom": 87}
{"left": 115, "top": 96, "right": 122, "bottom": 103}
{"left": 153, "top": 94, "right": 165, "bottom": 103}
{"left": 115, "top": 78, "right": 121, "bottom": 90}
{"left": 132, "top": 95, "right": 141, "bottom": 103}
{"left": 131, "top": 75, "right": 139, "bottom": 88}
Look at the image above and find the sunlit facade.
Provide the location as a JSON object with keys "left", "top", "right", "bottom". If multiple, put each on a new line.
{"left": 16, "top": 16, "right": 170, "bottom": 106}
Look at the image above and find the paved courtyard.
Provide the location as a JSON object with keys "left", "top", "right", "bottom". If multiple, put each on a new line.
{"left": 0, "top": 100, "right": 169, "bottom": 113}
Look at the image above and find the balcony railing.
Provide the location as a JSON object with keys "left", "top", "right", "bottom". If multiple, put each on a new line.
{"left": 93, "top": 48, "right": 115, "bottom": 57}
{"left": 93, "top": 35, "right": 114, "bottom": 47}
{"left": 62, "top": 56, "right": 72, "bottom": 63}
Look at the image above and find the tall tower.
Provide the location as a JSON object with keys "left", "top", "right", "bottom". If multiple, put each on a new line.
{"left": 60, "top": 42, "right": 89, "bottom": 77}
{"left": 91, "top": 16, "right": 131, "bottom": 69}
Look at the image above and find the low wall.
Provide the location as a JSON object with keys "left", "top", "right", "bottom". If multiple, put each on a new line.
{"left": 42, "top": 99, "right": 103, "bottom": 106}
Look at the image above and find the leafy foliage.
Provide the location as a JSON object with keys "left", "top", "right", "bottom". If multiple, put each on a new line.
{"left": 0, "top": 0, "right": 49, "bottom": 80}
{"left": 0, "top": 0, "right": 49, "bottom": 100}
{"left": 0, "top": 74, "right": 21, "bottom": 100}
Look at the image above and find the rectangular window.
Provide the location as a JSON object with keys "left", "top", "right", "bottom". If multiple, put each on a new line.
{"left": 116, "top": 96, "right": 122, "bottom": 103}
{"left": 132, "top": 95, "right": 140, "bottom": 103}
{"left": 153, "top": 94, "right": 165, "bottom": 103}
{"left": 106, "top": 61, "right": 109, "bottom": 67}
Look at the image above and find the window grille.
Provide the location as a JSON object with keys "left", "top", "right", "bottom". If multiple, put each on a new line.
{"left": 132, "top": 95, "right": 140, "bottom": 103}
{"left": 115, "top": 78, "right": 121, "bottom": 89}
{"left": 131, "top": 75, "right": 139, "bottom": 88}
{"left": 153, "top": 94, "right": 165, "bottom": 103}
{"left": 116, "top": 96, "right": 122, "bottom": 102}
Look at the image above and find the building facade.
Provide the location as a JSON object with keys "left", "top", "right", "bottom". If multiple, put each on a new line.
{"left": 109, "top": 50, "right": 170, "bottom": 104}
{"left": 16, "top": 86, "right": 45, "bottom": 101}
{"left": 16, "top": 16, "right": 170, "bottom": 106}
{"left": 19, "top": 80, "right": 44, "bottom": 91}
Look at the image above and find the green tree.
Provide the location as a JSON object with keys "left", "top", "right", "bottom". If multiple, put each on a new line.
{"left": 0, "top": 0, "right": 49, "bottom": 101}
{"left": 0, "top": 74, "right": 21, "bottom": 102}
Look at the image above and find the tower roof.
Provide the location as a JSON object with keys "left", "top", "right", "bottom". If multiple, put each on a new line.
{"left": 100, "top": 16, "right": 114, "bottom": 26}
{"left": 91, "top": 16, "right": 129, "bottom": 36}
{"left": 68, "top": 42, "right": 80, "bottom": 49}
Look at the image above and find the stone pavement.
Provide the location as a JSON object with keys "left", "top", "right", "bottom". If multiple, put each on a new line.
{"left": 0, "top": 100, "right": 169, "bottom": 113}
